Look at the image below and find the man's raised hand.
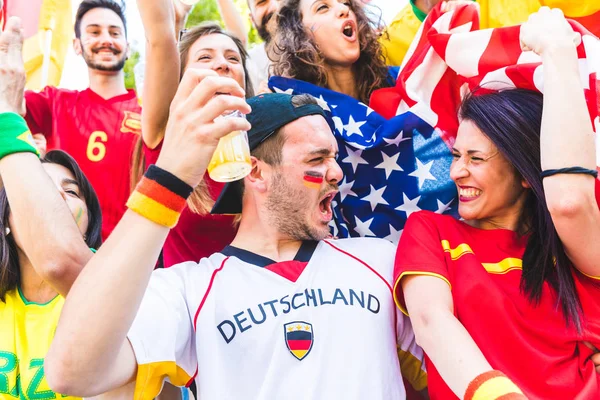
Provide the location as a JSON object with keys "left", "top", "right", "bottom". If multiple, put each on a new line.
{"left": 156, "top": 68, "right": 251, "bottom": 188}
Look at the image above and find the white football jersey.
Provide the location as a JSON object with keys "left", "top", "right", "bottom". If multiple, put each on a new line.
{"left": 128, "top": 238, "right": 426, "bottom": 400}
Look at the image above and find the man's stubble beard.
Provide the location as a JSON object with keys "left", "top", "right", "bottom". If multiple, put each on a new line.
{"left": 82, "top": 48, "right": 127, "bottom": 72}
{"left": 257, "top": 11, "right": 274, "bottom": 43}
{"left": 265, "top": 172, "right": 330, "bottom": 242}
{"left": 257, "top": 24, "right": 271, "bottom": 43}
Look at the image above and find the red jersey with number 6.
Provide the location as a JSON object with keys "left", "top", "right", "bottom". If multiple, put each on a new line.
{"left": 24, "top": 87, "right": 141, "bottom": 240}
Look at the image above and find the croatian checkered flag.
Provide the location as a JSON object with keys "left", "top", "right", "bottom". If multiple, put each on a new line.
{"left": 268, "top": 75, "right": 457, "bottom": 242}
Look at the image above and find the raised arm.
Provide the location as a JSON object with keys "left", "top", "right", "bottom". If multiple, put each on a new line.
{"left": 173, "top": 0, "right": 193, "bottom": 36}
{"left": 0, "top": 17, "right": 92, "bottom": 297}
{"left": 216, "top": 0, "right": 249, "bottom": 47}
{"left": 45, "top": 69, "right": 251, "bottom": 396}
{"left": 521, "top": 8, "right": 600, "bottom": 278}
{"left": 137, "top": 0, "right": 180, "bottom": 149}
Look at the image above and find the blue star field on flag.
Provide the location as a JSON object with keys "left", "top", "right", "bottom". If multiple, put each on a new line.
{"left": 269, "top": 76, "right": 458, "bottom": 243}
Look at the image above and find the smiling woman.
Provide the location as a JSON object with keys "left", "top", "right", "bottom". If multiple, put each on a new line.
{"left": 393, "top": 8, "right": 600, "bottom": 400}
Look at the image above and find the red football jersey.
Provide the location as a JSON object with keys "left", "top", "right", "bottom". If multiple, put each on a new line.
{"left": 144, "top": 141, "right": 237, "bottom": 267}
{"left": 394, "top": 208, "right": 600, "bottom": 400}
{"left": 25, "top": 87, "right": 142, "bottom": 240}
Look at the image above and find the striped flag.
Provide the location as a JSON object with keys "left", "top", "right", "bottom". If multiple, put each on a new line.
{"left": 6, "top": 0, "right": 73, "bottom": 90}
{"left": 371, "top": 2, "right": 599, "bottom": 138}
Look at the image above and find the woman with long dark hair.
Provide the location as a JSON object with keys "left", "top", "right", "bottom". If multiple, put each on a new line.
{"left": 394, "top": 8, "right": 600, "bottom": 400}
{"left": 132, "top": 0, "right": 254, "bottom": 267}
{"left": 0, "top": 150, "right": 102, "bottom": 299}
{"left": 270, "top": 0, "right": 391, "bottom": 103}
{"left": 0, "top": 150, "right": 102, "bottom": 399}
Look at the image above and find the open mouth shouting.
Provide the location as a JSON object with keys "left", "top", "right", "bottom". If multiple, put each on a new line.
{"left": 318, "top": 191, "right": 337, "bottom": 222}
{"left": 341, "top": 20, "right": 357, "bottom": 42}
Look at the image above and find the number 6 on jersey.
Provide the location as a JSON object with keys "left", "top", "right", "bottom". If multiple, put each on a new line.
{"left": 87, "top": 131, "right": 108, "bottom": 162}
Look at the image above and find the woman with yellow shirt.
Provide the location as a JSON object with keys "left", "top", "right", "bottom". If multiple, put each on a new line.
{"left": 0, "top": 149, "right": 102, "bottom": 400}
{"left": 0, "top": 17, "right": 103, "bottom": 400}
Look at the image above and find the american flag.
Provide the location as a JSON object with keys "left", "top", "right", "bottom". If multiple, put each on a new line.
{"left": 268, "top": 2, "right": 600, "bottom": 242}
{"left": 268, "top": 76, "right": 458, "bottom": 242}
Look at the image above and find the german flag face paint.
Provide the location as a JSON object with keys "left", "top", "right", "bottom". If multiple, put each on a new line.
{"left": 303, "top": 171, "right": 324, "bottom": 189}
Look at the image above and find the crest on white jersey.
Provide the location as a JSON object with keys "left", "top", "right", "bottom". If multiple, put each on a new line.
{"left": 284, "top": 321, "right": 314, "bottom": 361}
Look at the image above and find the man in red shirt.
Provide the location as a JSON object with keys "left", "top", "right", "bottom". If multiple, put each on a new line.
{"left": 23, "top": 0, "right": 141, "bottom": 240}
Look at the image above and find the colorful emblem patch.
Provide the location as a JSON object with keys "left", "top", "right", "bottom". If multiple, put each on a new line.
{"left": 120, "top": 111, "right": 142, "bottom": 134}
{"left": 284, "top": 321, "right": 314, "bottom": 361}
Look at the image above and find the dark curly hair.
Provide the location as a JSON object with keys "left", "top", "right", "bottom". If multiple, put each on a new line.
{"left": 269, "top": 0, "right": 390, "bottom": 104}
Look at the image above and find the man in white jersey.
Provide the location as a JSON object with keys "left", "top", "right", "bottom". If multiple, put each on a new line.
{"left": 44, "top": 70, "right": 427, "bottom": 399}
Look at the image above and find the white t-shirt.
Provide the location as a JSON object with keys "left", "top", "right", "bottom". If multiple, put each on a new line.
{"left": 127, "top": 238, "right": 426, "bottom": 399}
{"left": 247, "top": 42, "right": 271, "bottom": 92}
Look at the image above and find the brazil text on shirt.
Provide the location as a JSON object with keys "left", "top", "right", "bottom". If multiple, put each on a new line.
{"left": 0, "top": 352, "right": 39, "bottom": 398}
{"left": 0, "top": 351, "right": 71, "bottom": 399}
{"left": 217, "top": 287, "right": 381, "bottom": 343}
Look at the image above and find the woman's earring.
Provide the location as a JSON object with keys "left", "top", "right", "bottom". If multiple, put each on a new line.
{"left": 83, "top": 234, "right": 87, "bottom": 241}
{"left": 4, "top": 227, "right": 10, "bottom": 236}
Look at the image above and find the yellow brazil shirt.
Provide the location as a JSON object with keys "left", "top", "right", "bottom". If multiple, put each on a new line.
{"left": 378, "top": 1, "right": 425, "bottom": 67}
{"left": 0, "top": 288, "right": 80, "bottom": 400}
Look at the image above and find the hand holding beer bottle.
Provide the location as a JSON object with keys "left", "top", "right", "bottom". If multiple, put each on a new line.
{"left": 207, "top": 110, "right": 252, "bottom": 182}
{"left": 156, "top": 68, "right": 251, "bottom": 188}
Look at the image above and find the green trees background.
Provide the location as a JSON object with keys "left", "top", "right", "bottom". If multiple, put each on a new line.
{"left": 124, "top": 0, "right": 261, "bottom": 89}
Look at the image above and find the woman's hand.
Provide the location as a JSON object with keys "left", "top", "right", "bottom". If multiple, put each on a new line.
{"left": 520, "top": 7, "right": 581, "bottom": 55}
{"left": 173, "top": 0, "right": 193, "bottom": 35}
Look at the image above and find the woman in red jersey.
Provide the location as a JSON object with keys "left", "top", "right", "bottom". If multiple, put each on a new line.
{"left": 393, "top": 8, "right": 600, "bottom": 400}
{"left": 131, "top": 0, "right": 254, "bottom": 267}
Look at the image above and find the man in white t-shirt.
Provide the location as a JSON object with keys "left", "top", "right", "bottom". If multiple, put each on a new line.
{"left": 44, "top": 72, "right": 427, "bottom": 399}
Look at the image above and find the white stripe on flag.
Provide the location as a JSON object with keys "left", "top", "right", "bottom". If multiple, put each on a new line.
{"left": 445, "top": 29, "right": 493, "bottom": 78}
{"left": 583, "top": 35, "right": 600, "bottom": 75}
{"left": 404, "top": 48, "right": 448, "bottom": 127}
{"left": 478, "top": 67, "right": 515, "bottom": 91}
{"left": 517, "top": 50, "right": 542, "bottom": 65}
